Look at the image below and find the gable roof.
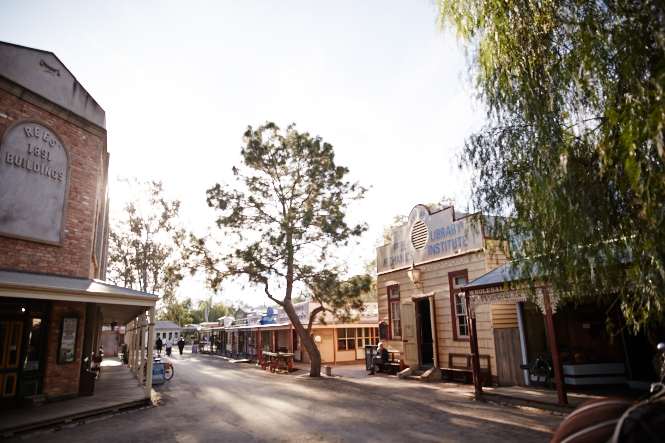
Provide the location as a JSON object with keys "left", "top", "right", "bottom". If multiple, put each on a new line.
{"left": 155, "top": 320, "right": 181, "bottom": 330}
{"left": 0, "top": 41, "right": 105, "bottom": 127}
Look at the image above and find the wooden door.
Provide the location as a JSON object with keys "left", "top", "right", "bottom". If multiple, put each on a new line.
{"left": 0, "top": 321, "right": 23, "bottom": 403}
{"left": 494, "top": 328, "right": 526, "bottom": 386}
{"left": 402, "top": 302, "right": 418, "bottom": 366}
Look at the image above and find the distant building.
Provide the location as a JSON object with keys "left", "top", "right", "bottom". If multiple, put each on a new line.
{"left": 154, "top": 321, "right": 182, "bottom": 341}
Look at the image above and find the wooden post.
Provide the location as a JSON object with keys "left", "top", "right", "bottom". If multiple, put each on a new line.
{"left": 333, "top": 328, "right": 337, "bottom": 365}
{"left": 430, "top": 296, "right": 439, "bottom": 368}
{"left": 465, "top": 291, "right": 483, "bottom": 397}
{"left": 140, "top": 313, "right": 146, "bottom": 383}
{"left": 257, "top": 329, "right": 262, "bottom": 363}
{"left": 543, "top": 287, "right": 568, "bottom": 405}
{"left": 145, "top": 308, "right": 155, "bottom": 399}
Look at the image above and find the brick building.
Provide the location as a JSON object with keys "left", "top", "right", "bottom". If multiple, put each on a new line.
{"left": 0, "top": 41, "right": 158, "bottom": 410}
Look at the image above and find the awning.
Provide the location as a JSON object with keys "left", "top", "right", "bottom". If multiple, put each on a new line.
{"left": 462, "top": 262, "right": 560, "bottom": 317}
{"left": 0, "top": 268, "right": 159, "bottom": 325}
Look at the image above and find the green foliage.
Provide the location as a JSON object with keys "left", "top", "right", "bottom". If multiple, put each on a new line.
{"left": 156, "top": 296, "right": 232, "bottom": 326}
{"left": 198, "top": 122, "right": 369, "bottom": 375}
{"left": 107, "top": 178, "right": 188, "bottom": 295}
{"left": 437, "top": 0, "right": 665, "bottom": 331}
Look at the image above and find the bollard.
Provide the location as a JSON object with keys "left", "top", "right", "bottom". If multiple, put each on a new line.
{"left": 325, "top": 366, "right": 332, "bottom": 376}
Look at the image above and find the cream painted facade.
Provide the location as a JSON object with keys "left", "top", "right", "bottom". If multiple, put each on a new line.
{"left": 376, "top": 204, "right": 509, "bottom": 382}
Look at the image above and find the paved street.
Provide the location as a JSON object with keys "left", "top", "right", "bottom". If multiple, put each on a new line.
{"left": 32, "top": 351, "right": 564, "bottom": 442}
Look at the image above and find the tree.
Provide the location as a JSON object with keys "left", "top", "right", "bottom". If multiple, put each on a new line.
{"left": 199, "top": 122, "right": 370, "bottom": 377}
{"left": 437, "top": 1, "right": 665, "bottom": 331}
{"left": 107, "top": 178, "right": 188, "bottom": 301}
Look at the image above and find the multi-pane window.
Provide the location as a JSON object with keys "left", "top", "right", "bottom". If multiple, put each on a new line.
{"left": 354, "top": 327, "right": 378, "bottom": 349}
{"left": 337, "top": 328, "right": 356, "bottom": 350}
{"left": 449, "top": 271, "right": 469, "bottom": 340}
{"left": 391, "top": 302, "right": 401, "bottom": 338}
{"left": 388, "top": 285, "right": 401, "bottom": 339}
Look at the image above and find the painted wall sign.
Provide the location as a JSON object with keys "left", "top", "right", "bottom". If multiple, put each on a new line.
{"left": 376, "top": 205, "right": 483, "bottom": 274}
{"left": 0, "top": 119, "right": 70, "bottom": 245}
{"left": 261, "top": 306, "right": 277, "bottom": 325}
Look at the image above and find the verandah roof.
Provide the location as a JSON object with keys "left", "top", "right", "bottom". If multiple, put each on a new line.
{"left": 0, "top": 268, "right": 158, "bottom": 325}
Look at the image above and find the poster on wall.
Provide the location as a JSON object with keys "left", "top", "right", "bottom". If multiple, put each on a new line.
{"left": 58, "top": 316, "right": 78, "bottom": 364}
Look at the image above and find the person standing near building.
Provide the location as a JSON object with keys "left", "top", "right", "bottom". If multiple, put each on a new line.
{"left": 156, "top": 336, "right": 163, "bottom": 356}
{"left": 165, "top": 337, "right": 173, "bottom": 357}
{"left": 178, "top": 337, "right": 185, "bottom": 356}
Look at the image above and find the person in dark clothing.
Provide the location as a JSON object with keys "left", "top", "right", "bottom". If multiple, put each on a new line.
{"left": 156, "top": 337, "right": 163, "bottom": 356}
{"left": 368, "top": 342, "right": 389, "bottom": 375}
{"left": 178, "top": 337, "right": 185, "bottom": 355}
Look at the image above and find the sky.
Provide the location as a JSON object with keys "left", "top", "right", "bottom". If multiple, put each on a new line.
{"left": 0, "top": 0, "right": 484, "bottom": 307}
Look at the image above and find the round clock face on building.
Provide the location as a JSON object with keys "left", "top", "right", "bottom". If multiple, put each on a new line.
{"left": 0, "top": 119, "right": 70, "bottom": 245}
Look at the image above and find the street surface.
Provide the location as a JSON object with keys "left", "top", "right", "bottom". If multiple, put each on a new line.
{"left": 35, "top": 350, "right": 563, "bottom": 442}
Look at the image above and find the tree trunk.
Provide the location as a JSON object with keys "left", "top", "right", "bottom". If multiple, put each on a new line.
{"left": 281, "top": 301, "right": 322, "bottom": 377}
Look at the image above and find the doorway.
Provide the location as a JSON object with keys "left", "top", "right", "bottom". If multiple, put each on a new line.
{"left": 416, "top": 298, "right": 434, "bottom": 367}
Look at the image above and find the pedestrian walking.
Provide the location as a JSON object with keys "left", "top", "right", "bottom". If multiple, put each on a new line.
{"left": 156, "top": 336, "right": 163, "bottom": 356}
{"left": 165, "top": 337, "right": 173, "bottom": 357}
{"left": 178, "top": 336, "right": 185, "bottom": 355}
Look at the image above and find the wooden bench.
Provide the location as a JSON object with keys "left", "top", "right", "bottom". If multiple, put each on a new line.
{"left": 442, "top": 353, "right": 491, "bottom": 386}
{"left": 377, "top": 362, "right": 402, "bottom": 375}
{"left": 376, "top": 350, "right": 402, "bottom": 375}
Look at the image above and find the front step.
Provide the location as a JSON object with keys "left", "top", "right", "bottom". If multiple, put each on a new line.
{"left": 399, "top": 366, "right": 441, "bottom": 382}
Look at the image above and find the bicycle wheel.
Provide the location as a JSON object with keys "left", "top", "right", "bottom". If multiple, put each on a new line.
{"left": 287, "top": 358, "right": 294, "bottom": 373}
{"left": 165, "top": 364, "right": 174, "bottom": 380}
{"left": 261, "top": 356, "right": 267, "bottom": 371}
{"left": 270, "top": 358, "right": 276, "bottom": 373}
{"left": 277, "top": 359, "right": 284, "bottom": 373}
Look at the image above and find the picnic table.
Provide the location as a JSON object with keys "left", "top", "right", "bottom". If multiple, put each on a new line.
{"left": 261, "top": 351, "right": 295, "bottom": 373}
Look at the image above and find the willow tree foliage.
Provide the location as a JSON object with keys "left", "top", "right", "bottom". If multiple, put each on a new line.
{"left": 437, "top": 0, "right": 665, "bottom": 331}
{"left": 200, "top": 122, "right": 370, "bottom": 377}
{"left": 107, "top": 179, "right": 188, "bottom": 303}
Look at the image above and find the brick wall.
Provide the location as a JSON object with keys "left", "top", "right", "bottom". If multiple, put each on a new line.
{"left": 0, "top": 89, "right": 105, "bottom": 278}
{"left": 42, "top": 301, "right": 87, "bottom": 399}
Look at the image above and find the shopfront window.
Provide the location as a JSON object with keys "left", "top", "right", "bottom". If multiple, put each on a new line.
{"left": 337, "top": 328, "right": 356, "bottom": 350}
{"left": 355, "top": 327, "right": 378, "bottom": 348}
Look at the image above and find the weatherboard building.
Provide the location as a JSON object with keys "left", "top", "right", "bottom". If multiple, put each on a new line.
{"left": 376, "top": 204, "right": 512, "bottom": 383}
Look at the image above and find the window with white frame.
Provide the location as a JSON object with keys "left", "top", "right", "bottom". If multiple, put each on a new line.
{"left": 449, "top": 271, "right": 469, "bottom": 339}
{"left": 388, "top": 285, "right": 401, "bottom": 339}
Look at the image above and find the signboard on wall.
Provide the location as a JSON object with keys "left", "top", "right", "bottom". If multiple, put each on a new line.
{"left": 0, "top": 120, "right": 70, "bottom": 245}
{"left": 376, "top": 205, "right": 484, "bottom": 274}
{"left": 57, "top": 315, "right": 78, "bottom": 364}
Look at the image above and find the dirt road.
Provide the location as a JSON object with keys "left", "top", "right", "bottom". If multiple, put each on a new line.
{"left": 32, "top": 351, "right": 563, "bottom": 442}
